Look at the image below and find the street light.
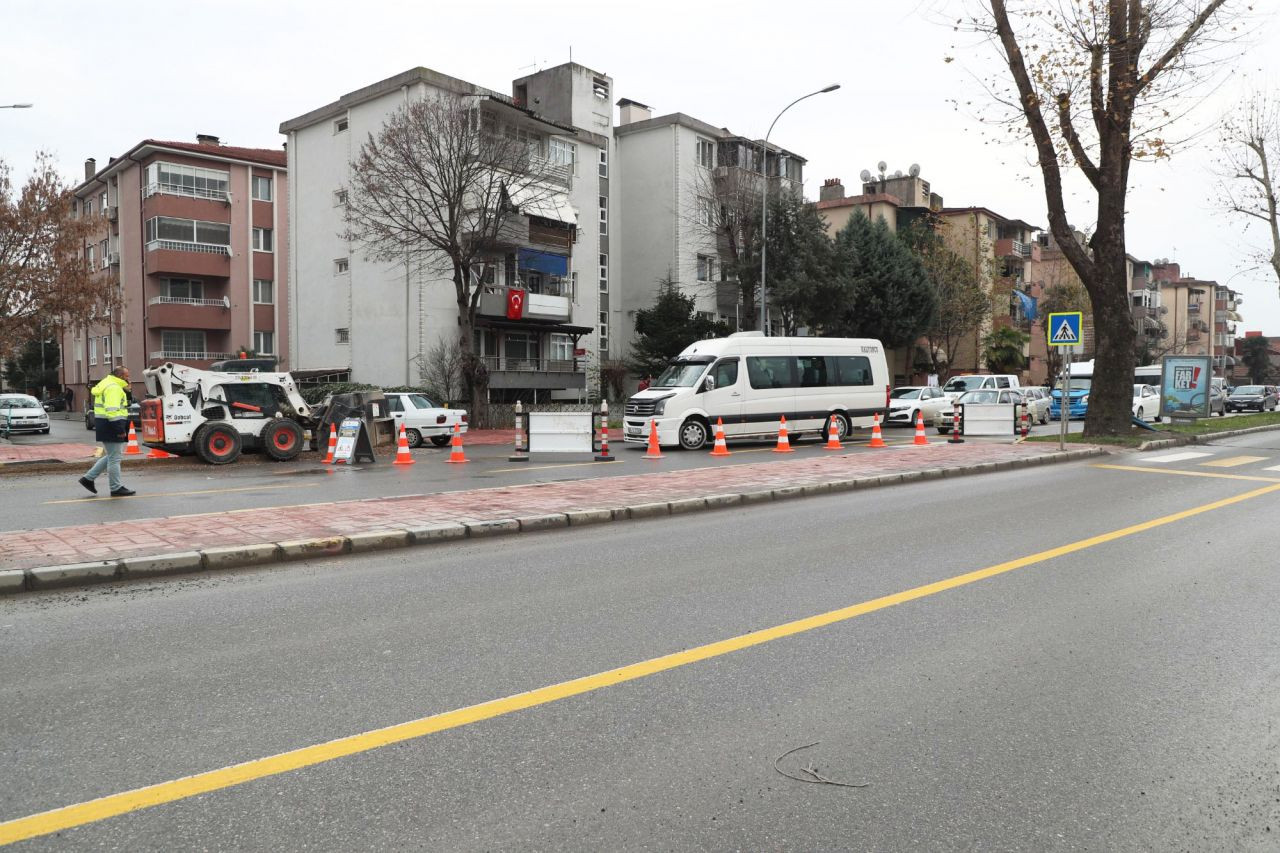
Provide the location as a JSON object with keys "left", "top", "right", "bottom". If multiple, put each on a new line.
{"left": 759, "top": 83, "right": 839, "bottom": 335}
{"left": 0, "top": 103, "right": 34, "bottom": 109}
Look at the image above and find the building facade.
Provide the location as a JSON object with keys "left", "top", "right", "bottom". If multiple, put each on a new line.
{"left": 280, "top": 65, "right": 609, "bottom": 402}
{"left": 61, "top": 138, "right": 288, "bottom": 403}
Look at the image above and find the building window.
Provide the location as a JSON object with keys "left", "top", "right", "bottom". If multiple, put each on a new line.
{"left": 599, "top": 253, "right": 608, "bottom": 291}
{"left": 333, "top": 189, "right": 347, "bottom": 207}
{"left": 162, "top": 330, "right": 206, "bottom": 358}
{"left": 253, "top": 279, "right": 274, "bottom": 304}
{"left": 550, "top": 333, "right": 574, "bottom": 362}
{"left": 570, "top": 271, "right": 578, "bottom": 301}
{"left": 252, "top": 227, "right": 273, "bottom": 252}
{"left": 697, "top": 254, "right": 716, "bottom": 282}
{"left": 335, "top": 328, "right": 350, "bottom": 345}
{"left": 144, "top": 162, "right": 230, "bottom": 201}
{"left": 253, "top": 331, "right": 274, "bottom": 355}
{"left": 100, "top": 239, "right": 109, "bottom": 268}
{"left": 88, "top": 338, "right": 97, "bottom": 365}
{"left": 592, "top": 76, "right": 609, "bottom": 100}
{"left": 696, "top": 137, "right": 715, "bottom": 169}
{"left": 85, "top": 198, "right": 95, "bottom": 217}
{"left": 504, "top": 332, "right": 538, "bottom": 367}
{"left": 99, "top": 191, "right": 108, "bottom": 215}
{"left": 102, "top": 335, "right": 111, "bottom": 359}
{"left": 334, "top": 258, "right": 349, "bottom": 274}
{"left": 251, "top": 175, "right": 272, "bottom": 202}
{"left": 598, "top": 149, "right": 608, "bottom": 178}
{"left": 598, "top": 196, "right": 607, "bottom": 236}
{"left": 146, "top": 217, "right": 231, "bottom": 251}
{"left": 334, "top": 117, "right": 349, "bottom": 133}
{"left": 164, "top": 278, "right": 204, "bottom": 300}
{"left": 550, "top": 138, "right": 577, "bottom": 172}
{"left": 85, "top": 245, "right": 96, "bottom": 269}
{"left": 698, "top": 197, "right": 716, "bottom": 228}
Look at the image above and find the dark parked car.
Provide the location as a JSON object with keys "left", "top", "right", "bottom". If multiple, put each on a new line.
{"left": 84, "top": 398, "right": 142, "bottom": 430}
{"left": 1226, "top": 384, "right": 1279, "bottom": 413}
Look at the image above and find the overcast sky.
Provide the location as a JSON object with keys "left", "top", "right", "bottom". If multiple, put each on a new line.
{"left": 6, "top": 0, "right": 1279, "bottom": 334}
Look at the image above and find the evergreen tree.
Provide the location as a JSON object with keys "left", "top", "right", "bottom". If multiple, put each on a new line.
{"left": 982, "top": 326, "right": 1029, "bottom": 374}
{"left": 1240, "top": 336, "right": 1274, "bottom": 384}
{"left": 629, "top": 277, "right": 728, "bottom": 379}
{"left": 762, "top": 194, "right": 836, "bottom": 336}
{"left": 2, "top": 334, "right": 59, "bottom": 396}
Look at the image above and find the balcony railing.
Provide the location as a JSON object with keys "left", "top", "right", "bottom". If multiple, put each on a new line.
{"left": 148, "top": 296, "right": 226, "bottom": 307}
{"left": 528, "top": 157, "right": 573, "bottom": 187}
{"left": 146, "top": 240, "right": 231, "bottom": 256}
{"left": 482, "top": 356, "right": 580, "bottom": 373}
{"left": 150, "top": 351, "right": 237, "bottom": 361}
{"left": 143, "top": 182, "right": 229, "bottom": 202}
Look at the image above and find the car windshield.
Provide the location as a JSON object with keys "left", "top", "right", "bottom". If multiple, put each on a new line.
{"left": 408, "top": 394, "right": 438, "bottom": 409}
{"left": 654, "top": 360, "right": 711, "bottom": 388}
{"left": 890, "top": 388, "right": 922, "bottom": 400}
{"left": 1234, "top": 386, "right": 1265, "bottom": 395}
{"left": 943, "top": 377, "right": 984, "bottom": 392}
{"left": 958, "top": 390, "right": 999, "bottom": 404}
{"left": 0, "top": 395, "right": 40, "bottom": 408}
{"left": 1053, "top": 378, "right": 1092, "bottom": 392}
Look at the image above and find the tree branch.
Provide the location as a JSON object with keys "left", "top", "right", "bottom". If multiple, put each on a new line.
{"left": 1056, "top": 93, "right": 1102, "bottom": 189}
{"left": 1134, "top": 0, "right": 1229, "bottom": 96}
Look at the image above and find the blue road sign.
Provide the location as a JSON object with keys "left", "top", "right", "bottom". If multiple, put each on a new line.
{"left": 1047, "top": 312, "right": 1083, "bottom": 348}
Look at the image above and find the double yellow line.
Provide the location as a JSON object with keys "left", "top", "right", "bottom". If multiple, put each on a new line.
{"left": 4, "top": 479, "right": 1278, "bottom": 845}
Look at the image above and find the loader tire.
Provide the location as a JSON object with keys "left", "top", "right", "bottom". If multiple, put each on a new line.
{"left": 194, "top": 422, "right": 242, "bottom": 465}
{"left": 262, "top": 418, "right": 304, "bottom": 461}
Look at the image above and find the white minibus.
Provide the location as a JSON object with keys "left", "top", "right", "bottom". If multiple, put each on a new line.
{"left": 622, "top": 333, "right": 891, "bottom": 450}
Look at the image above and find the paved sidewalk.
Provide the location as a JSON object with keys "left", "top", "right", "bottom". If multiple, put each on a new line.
{"left": 0, "top": 442, "right": 1099, "bottom": 589}
{"left": 0, "top": 442, "right": 98, "bottom": 465}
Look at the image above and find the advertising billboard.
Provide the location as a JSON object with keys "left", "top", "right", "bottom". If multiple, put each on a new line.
{"left": 1159, "top": 355, "right": 1213, "bottom": 419}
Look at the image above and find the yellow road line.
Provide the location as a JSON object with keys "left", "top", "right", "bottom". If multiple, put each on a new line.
{"left": 1093, "top": 463, "right": 1280, "bottom": 484}
{"left": 6, "top": 481, "right": 1278, "bottom": 845}
{"left": 43, "top": 483, "right": 310, "bottom": 506}
{"left": 1199, "top": 455, "right": 1269, "bottom": 468}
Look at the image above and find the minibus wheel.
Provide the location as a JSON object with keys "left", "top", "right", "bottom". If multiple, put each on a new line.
{"left": 678, "top": 417, "right": 709, "bottom": 451}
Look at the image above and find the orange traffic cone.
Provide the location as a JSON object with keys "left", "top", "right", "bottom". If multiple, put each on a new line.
{"left": 125, "top": 422, "right": 141, "bottom": 455}
{"left": 146, "top": 445, "right": 176, "bottom": 459}
{"left": 868, "top": 413, "right": 887, "bottom": 448}
{"left": 709, "top": 417, "right": 731, "bottom": 456}
{"left": 644, "top": 419, "right": 664, "bottom": 459}
{"left": 773, "top": 416, "right": 794, "bottom": 453}
{"left": 322, "top": 424, "right": 336, "bottom": 464}
{"left": 393, "top": 422, "right": 415, "bottom": 465}
{"left": 913, "top": 411, "right": 930, "bottom": 446}
{"left": 823, "top": 415, "right": 843, "bottom": 450}
{"left": 445, "top": 423, "right": 468, "bottom": 463}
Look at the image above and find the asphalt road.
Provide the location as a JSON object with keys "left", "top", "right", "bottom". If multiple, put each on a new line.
{"left": 3, "top": 437, "right": 1278, "bottom": 849}
{"left": 0, "top": 420, "right": 1088, "bottom": 534}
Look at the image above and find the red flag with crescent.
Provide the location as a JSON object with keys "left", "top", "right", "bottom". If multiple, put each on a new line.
{"left": 507, "top": 288, "right": 525, "bottom": 320}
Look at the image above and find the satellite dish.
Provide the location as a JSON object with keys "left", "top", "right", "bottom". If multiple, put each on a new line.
{"left": 893, "top": 170, "right": 903, "bottom": 178}
{"left": 222, "top": 295, "right": 230, "bottom": 309}
{"left": 859, "top": 169, "right": 871, "bottom": 182}
{"left": 876, "top": 161, "right": 887, "bottom": 173}
{"left": 909, "top": 163, "right": 920, "bottom": 177}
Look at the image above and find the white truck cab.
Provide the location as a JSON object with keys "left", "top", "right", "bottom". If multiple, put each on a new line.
{"left": 622, "top": 333, "right": 890, "bottom": 450}
{"left": 941, "top": 373, "right": 1022, "bottom": 401}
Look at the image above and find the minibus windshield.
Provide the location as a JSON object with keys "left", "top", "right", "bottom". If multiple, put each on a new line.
{"left": 1052, "top": 377, "right": 1092, "bottom": 392}
{"left": 654, "top": 359, "right": 712, "bottom": 387}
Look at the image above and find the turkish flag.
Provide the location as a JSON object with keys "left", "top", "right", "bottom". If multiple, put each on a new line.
{"left": 506, "top": 288, "right": 525, "bottom": 320}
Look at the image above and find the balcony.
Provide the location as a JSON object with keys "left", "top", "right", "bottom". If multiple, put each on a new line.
{"left": 147, "top": 296, "right": 231, "bottom": 331}
{"left": 482, "top": 355, "right": 586, "bottom": 391}
{"left": 150, "top": 350, "right": 237, "bottom": 361}
{"left": 994, "top": 238, "right": 1040, "bottom": 262}
{"left": 144, "top": 181, "right": 229, "bottom": 203}
{"left": 146, "top": 240, "right": 231, "bottom": 277}
{"left": 478, "top": 288, "right": 571, "bottom": 321}
{"left": 527, "top": 156, "right": 573, "bottom": 189}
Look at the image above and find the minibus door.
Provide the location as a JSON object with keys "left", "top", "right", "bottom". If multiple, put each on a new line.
{"left": 701, "top": 357, "right": 744, "bottom": 436}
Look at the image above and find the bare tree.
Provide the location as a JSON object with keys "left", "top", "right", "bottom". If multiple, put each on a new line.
{"left": 979, "top": 0, "right": 1231, "bottom": 436}
{"left": 0, "top": 153, "right": 105, "bottom": 355}
{"left": 1219, "top": 91, "right": 1280, "bottom": 292}
{"left": 688, "top": 166, "right": 764, "bottom": 330}
{"left": 419, "top": 336, "right": 463, "bottom": 403}
{"left": 344, "top": 94, "right": 562, "bottom": 424}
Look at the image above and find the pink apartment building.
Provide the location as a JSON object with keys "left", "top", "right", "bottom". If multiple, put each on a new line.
{"left": 60, "top": 136, "right": 288, "bottom": 404}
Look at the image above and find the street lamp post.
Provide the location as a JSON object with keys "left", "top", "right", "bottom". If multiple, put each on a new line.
{"left": 759, "top": 84, "right": 839, "bottom": 335}
{"left": 0, "top": 103, "right": 34, "bottom": 109}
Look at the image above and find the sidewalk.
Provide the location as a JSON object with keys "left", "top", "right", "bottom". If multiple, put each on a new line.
{"left": 0, "top": 442, "right": 97, "bottom": 465}
{"left": 0, "top": 441, "right": 1104, "bottom": 593}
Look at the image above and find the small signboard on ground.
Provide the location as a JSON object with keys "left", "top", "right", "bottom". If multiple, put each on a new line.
{"left": 1159, "top": 355, "right": 1213, "bottom": 421}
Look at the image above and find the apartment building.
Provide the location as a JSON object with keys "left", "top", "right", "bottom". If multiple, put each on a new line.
{"left": 280, "top": 64, "right": 608, "bottom": 402}
{"left": 1213, "top": 284, "right": 1243, "bottom": 376}
{"left": 1151, "top": 261, "right": 1215, "bottom": 362}
{"left": 612, "top": 100, "right": 805, "bottom": 342}
{"left": 814, "top": 169, "right": 943, "bottom": 236}
{"left": 60, "top": 137, "right": 288, "bottom": 402}
{"left": 1128, "top": 255, "right": 1167, "bottom": 359}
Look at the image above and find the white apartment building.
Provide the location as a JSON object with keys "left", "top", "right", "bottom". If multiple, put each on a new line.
{"left": 612, "top": 100, "right": 805, "bottom": 348}
{"left": 280, "top": 64, "right": 612, "bottom": 401}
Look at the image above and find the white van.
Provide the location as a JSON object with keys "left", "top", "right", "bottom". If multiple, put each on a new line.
{"left": 940, "top": 374, "right": 1022, "bottom": 402}
{"left": 622, "top": 333, "right": 890, "bottom": 450}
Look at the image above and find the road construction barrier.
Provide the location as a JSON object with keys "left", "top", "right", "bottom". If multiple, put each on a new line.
{"left": 960, "top": 402, "right": 1019, "bottom": 436}
{"left": 710, "top": 417, "right": 731, "bottom": 456}
{"left": 867, "top": 413, "right": 886, "bottom": 448}
{"left": 509, "top": 400, "right": 528, "bottom": 462}
{"left": 949, "top": 405, "right": 964, "bottom": 443}
{"left": 445, "top": 423, "right": 468, "bottom": 463}
{"left": 913, "top": 412, "right": 930, "bottom": 446}
{"left": 125, "top": 422, "right": 141, "bottom": 455}
{"left": 508, "top": 405, "right": 614, "bottom": 460}
{"left": 773, "top": 416, "right": 794, "bottom": 453}
{"left": 594, "top": 401, "right": 614, "bottom": 462}
{"left": 824, "top": 416, "right": 842, "bottom": 450}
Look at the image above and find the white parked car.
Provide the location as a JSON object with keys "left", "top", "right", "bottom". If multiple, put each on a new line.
{"left": 1018, "top": 387, "right": 1051, "bottom": 425}
{"left": 383, "top": 392, "right": 468, "bottom": 448}
{"left": 887, "top": 386, "right": 950, "bottom": 427}
{"left": 937, "top": 388, "right": 1024, "bottom": 434}
{"left": 0, "top": 394, "right": 51, "bottom": 435}
{"left": 1132, "top": 384, "right": 1160, "bottom": 421}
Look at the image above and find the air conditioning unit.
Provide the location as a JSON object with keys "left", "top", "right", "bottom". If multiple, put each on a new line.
{"left": 108, "top": 252, "right": 120, "bottom": 266}
{"left": 106, "top": 206, "right": 118, "bottom": 222}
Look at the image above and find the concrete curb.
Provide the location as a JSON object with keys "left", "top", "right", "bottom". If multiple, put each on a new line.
{"left": 2, "top": 446, "right": 1107, "bottom": 596}
{"left": 1138, "top": 421, "right": 1280, "bottom": 451}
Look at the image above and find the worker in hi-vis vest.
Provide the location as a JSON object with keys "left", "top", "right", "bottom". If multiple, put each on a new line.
{"left": 79, "top": 366, "right": 135, "bottom": 497}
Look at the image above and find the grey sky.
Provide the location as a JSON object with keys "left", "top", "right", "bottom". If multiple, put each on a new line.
{"left": 5, "top": 0, "right": 1279, "bottom": 335}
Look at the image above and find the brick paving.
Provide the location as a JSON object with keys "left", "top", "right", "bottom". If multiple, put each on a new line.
{"left": 0, "top": 442, "right": 1075, "bottom": 572}
{"left": 0, "top": 443, "right": 98, "bottom": 465}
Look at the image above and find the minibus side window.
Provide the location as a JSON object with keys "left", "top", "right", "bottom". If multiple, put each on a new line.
{"left": 746, "top": 356, "right": 796, "bottom": 389}
{"left": 832, "top": 355, "right": 872, "bottom": 385}
{"left": 711, "top": 358, "right": 739, "bottom": 389}
{"left": 797, "top": 356, "right": 829, "bottom": 387}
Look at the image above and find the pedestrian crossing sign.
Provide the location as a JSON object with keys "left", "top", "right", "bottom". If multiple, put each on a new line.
{"left": 1047, "top": 312, "right": 1083, "bottom": 348}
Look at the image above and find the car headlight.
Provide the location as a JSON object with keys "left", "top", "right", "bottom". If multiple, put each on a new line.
{"left": 653, "top": 395, "right": 672, "bottom": 416}
{"left": 1081, "top": 395, "right": 1089, "bottom": 405}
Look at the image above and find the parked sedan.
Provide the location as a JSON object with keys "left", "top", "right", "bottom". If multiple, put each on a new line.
{"left": 1019, "top": 387, "right": 1052, "bottom": 424}
{"left": 1226, "top": 384, "right": 1279, "bottom": 413}
{"left": 1132, "top": 384, "right": 1160, "bottom": 421}
{"left": 384, "top": 392, "right": 469, "bottom": 447}
{"left": 886, "top": 385, "right": 950, "bottom": 427}
{"left": 0, "top": 394, "right": 51, "bottom": 434}
{"left": 84, "top": 398, "right": 141, "bottom": 430}
{"left": 937, "top": 388, "right": 1023, "bottom": 434}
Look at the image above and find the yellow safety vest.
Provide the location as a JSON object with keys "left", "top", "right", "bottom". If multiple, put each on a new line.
{"left": 91, "top": 375, "right": 129, "bottom": 420}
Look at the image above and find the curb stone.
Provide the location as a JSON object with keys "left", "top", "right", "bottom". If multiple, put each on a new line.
{"left": 4, "top": 447, "right": 1107, "bottom": 596}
